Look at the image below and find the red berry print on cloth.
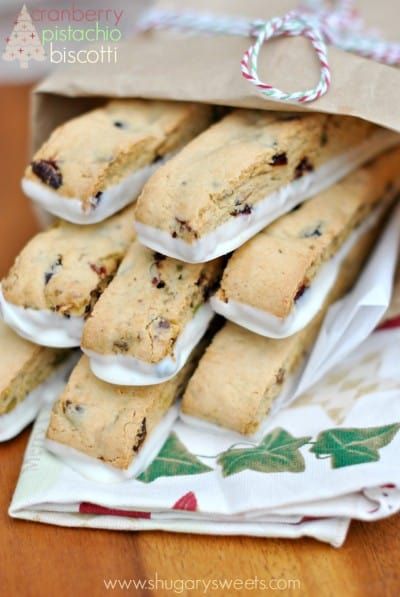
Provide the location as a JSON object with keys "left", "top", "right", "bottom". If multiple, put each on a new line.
{"left": 79, "top": 502, "right": 151, "bottom": 519}
{"left": 173, "top": 491, "right": 198, "bottom": 512}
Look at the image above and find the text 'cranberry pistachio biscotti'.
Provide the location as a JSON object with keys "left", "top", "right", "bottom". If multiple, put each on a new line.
{"left": 134, "top": 109, "right": 399, "bottom": 262}
{"left": 22, "top": 99, "right": 215, "bottom": 224}
{"left": 211, "top": 147, "right": 400, "bottom": 338}
{"left": 182, "top": 201, "right": 393, "bottom": 435}
{"left": 81, "top": 241, "right": 223, "bottom": 386}
{"left": 0, "top": 319, "right": 68, "bottom": 442}
{"left": 46, "top": 352, "right": 201, "bottom": 480}
{"left": 0, "top": 204, "right": 136, "bottom": 348}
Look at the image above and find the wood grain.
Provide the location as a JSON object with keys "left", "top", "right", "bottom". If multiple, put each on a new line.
{"left": 0, "top": 84, "right": 399, "bottom": 597}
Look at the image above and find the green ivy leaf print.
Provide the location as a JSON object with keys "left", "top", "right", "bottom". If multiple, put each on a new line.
{"left": 137, "top": 432, "right": 213, "bottom": 483}
{"left": 310, "top": 423, "right": 400, "bottom": 468}
{"left": 217, "top": 428, "right": 312, "bottom": 478}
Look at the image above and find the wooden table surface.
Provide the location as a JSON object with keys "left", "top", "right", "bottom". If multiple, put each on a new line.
{"left": 0, "top": 84, "right": 399, "bottom": 597}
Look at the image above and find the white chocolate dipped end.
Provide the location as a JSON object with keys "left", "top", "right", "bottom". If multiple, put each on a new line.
{"left": 211, "top": 204, "right": 386, "bottom": 339}
{"left": 0, "top": 285, "right": 83, "bottom": 348}
{"left": 22, "top": 157, "right": 168, "bottom": 225}
{"left": 83, "top": 304, "right": 214, "bottom": 386}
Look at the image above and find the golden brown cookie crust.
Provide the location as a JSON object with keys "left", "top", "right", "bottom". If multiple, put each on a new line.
{"left": 82, "top": 241, "right": 223, "bottom": 362}
{"left": 25, "top": 100, "right": 214, "bottom": 209}
{"left": 47, "top": 354, "right": 198, "bottom": 469}
{"left": 2, "top": 204, "right": 136, "bottom": 318}
{"left": 0, "top": 319, "right": 66, "bottom": 416}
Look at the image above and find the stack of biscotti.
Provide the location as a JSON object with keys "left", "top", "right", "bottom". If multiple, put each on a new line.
{"left": 0, "top": 99, "right": 215, "bottom": 442}
{"left": 76, "top": 112, "right": 399, "bottom": 389}
{"left": 6, "top": 102, "right": 400, "bottom": 472}
{"left": 180, "top": 149, "right": 400, "bottom": 434}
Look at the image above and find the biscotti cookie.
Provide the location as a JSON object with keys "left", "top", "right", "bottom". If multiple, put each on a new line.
{"left": 22, "top": 100, "right": 214, "bottom": 224}
{"left": 134, "top": 109, "right": 399, "bottom": 262}
{"left": 182, "top": 214, "right": 390, "bottom": 434}
{"left": 46, "top": 353, "right": 198, "bottom": 478}
{"left": 81, "top": 241, "right": 223, "bottom": 385}
{"left": 211, "top": 148, "right": 400, "bottom": 338}
{"left": 0, "top": 204, "right": 136, "bottom": 348}
{"left": 0, "top": 319, "right": 68, "bottom": 441}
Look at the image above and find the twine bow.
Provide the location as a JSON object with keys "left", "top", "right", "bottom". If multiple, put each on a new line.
{"left": 138, "top": 0, "right": 400, "bottom": 104}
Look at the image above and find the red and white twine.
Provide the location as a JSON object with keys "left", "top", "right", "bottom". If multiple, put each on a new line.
{"left": 138, "top": 0, "right": 400, "bottom": 104}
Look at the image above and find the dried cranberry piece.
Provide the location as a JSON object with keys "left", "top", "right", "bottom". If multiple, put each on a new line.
{"left": 294, "top": 157, "right": 314, "bottom": 179}
{"left": 44, "top": 255, "right": 62, "bottom": 285}
{"left": 158, "top": 318, "right": 170, "bottom": 329}
{"left": 113, "top": 339, "right": 129, "bottom": 352}
{"left": 152, "top": 277, "right": 165, "bottom": 289}
{"left": 90, "top": 263, "right": 107, "bottom": 277}
{"left": 294, "top": 284, "right": 308, "bottom": 301}
{"left": 92, "top": 191, "right": 103, "bottom": 207}
{"left": 270, "top": 152, "right": 288, "bottom": 166}
{"left": 230, "top": 203, "right": 252, "bottom": 217}
{"left": 172, "top": 217, "right": 199, "bottom": 239}
{"left": 32, "top": 159, "right": 62, "bottom": 189}
{"left": 88, "top": 191, "right": 103, "bottom": 211}
{"left": 64, "top": 402, "right": 84, "bottom": 414}
{"left": 175, "top": 218, "right": 193, "bottom": 232}
{"left": 133, "top": 418, "right": 147, "bottom": 452}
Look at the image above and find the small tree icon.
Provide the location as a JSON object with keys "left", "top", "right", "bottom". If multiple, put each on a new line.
{"left": 3, "top": 4, "right": 45, "bottom": 69}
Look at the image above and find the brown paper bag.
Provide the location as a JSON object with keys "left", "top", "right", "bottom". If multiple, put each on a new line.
{"left": 31, "top": 0, "right": 400, "bottom": 151}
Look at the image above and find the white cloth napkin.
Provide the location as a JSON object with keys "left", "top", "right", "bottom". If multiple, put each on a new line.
{"left": 9, "top": 323, "right": 400, "bottom": 547}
